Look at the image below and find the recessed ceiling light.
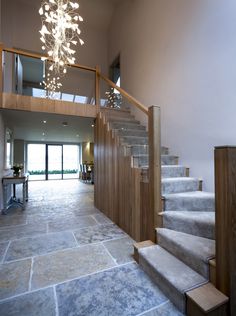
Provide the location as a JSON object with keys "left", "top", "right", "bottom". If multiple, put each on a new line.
{"left": 91, "top": 124, "right": 94, "bottom": 127}
{"left": 43, "top": 120, "right": 47, "bottom": 124}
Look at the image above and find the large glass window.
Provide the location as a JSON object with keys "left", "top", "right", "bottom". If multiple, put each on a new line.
{"left": 27, "top": 143, "right": 80, "bottom": 180}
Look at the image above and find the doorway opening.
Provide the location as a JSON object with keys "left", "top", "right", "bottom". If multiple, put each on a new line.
{"left": 110, "top": 55, "right": 120, "bottom": 87}
{"left": 27, "top": 143, "right": 80, "bottom": 181}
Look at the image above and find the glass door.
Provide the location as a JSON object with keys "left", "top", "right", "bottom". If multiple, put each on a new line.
{"left": 46, "top": 145, "right": 63, "bottom": 180}
{"left": 63, "top": 145, "right": 79, "bottom": 179}
{"left": 27, "top": 144, "right": 46, "bottom": 180}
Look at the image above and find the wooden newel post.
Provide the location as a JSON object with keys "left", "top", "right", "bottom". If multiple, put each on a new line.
{"left": 215, "top": 146, "right": 236, "bottom": 315}
{"left": 95, "top": 65, "right": 100, "bottom": 114}
{"left": 148, "top": 106, "right": 161, "bottom": 242}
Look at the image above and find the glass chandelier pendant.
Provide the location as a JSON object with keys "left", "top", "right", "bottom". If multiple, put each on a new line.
{"left": 40, "top": 61, "right": 63, "bottom": 99}
{"left": 39, "top": 0, "right": 84, "bottom": 75}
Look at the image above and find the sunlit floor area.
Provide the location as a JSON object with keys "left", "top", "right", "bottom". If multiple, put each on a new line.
{"left": 0, "top": 180, "right": 182, "bottom": 316}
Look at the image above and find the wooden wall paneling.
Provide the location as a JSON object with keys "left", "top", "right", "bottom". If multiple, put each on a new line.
{"left": 148, "top": 106, "right": 161, "bottom": 234}
{"left": 2, "top": 93, "right": 96, "bottom": 118}
{"left": 0, "top": 43, "right": 3, "bottom": 106}
{"left": 131, "top": 168, "right": 142, "bottom": 240}
{"left": 112, "top": 132, "right": 119, "bottom": 223}
{"left": 215, "top": 146, "right": 236, "bottom": 315}
{"left": 94, "top": 110, "right": 149, "bottom": 242}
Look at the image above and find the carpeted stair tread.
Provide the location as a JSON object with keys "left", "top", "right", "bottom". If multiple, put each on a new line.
{"left": 162, "top": 165, "right": 187, "bottom": 178}
{"left": 162, "top": 177, "right": 200, "bottom": 194}
{"left": 163, "top": 191, "right": 215, "bottom": 212}
{"left": 163, "top": 211, "right": 215, "bottom": 239}
{"left": 156, "top": 228, "right": 215, "bottom": 278}
{"left": 139, "top": 244, "right": 207, "bottom": 313}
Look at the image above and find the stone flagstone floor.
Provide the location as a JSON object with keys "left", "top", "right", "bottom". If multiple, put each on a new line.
{"left": 0, "top": 180, "right": 183, "bottom": 316}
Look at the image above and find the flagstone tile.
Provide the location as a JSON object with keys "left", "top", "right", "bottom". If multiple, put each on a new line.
{"left": 48, "top": 215, "right": 97, "bottom": 233}
{"left": 5, "top": 231, "right": 77, "bottom": 262}
{"left": 92, "top": 213, "right": 113, "bottom": 225}
{"left": 103, "top": 237, "right": 135, "bottom": 264}
{"left": 0, "top": 223, "right": 47, "bottom": 242}
{"left": 0, "top": 287, "right": 56, "bottom": 316}
{"left": 74, "top": 224, "right": 126, "bottom": 245}
{"left": 0, "top": 242, "right": 9, "bottom": 262}
{"left": 0, "top": 214, "right": 27, "bottom": 229}
{"left": 141, "top": 301, "right": 184, "bottom": 316}
{"left": 56, "top": 263, "right": 168, "bottom": 316}
{"left": 0, "top": 259, "right": 31, "bottom": 300}
{"left": 31, "top": 244, "right": 116, "bottom": 290}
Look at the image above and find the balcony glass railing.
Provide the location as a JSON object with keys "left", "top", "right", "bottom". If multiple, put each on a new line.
{"left": 2, "top": 50, "right": 101, "bottom": 105}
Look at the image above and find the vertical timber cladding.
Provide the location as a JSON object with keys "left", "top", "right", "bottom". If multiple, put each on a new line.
{"left": 94, "top": 111, "right": 144, "bottom": 241}
{"left": 215, "top": 146, "right": 236, "bottom": 315}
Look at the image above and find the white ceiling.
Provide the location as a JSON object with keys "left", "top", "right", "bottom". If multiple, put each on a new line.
{"left": 2, "top": 109, "right": 95, "bottom": 143}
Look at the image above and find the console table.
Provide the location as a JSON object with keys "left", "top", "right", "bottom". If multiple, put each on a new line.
{"left": 2, "top": 174, "right": 29, "bottom": 215}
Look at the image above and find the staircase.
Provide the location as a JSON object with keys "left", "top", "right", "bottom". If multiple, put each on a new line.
{"left": 96, "top": 108, "right": 217, "bottom": 314}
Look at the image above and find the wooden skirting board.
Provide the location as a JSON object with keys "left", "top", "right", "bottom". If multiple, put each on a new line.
{"left": 1, "top": 93, "right": 97, "bottom": 118}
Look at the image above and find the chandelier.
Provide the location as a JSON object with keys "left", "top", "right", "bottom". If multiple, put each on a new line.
{"left": 39, "top": 0, "right": 84, "bottom": 75}
{"left": 40, "top": 61, "right": 62, "bottom": 99}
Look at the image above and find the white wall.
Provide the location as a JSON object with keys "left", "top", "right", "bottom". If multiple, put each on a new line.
{"left": 109, "top": 0, "right": 236, "bottom": 192}
{"left": 1, "top": 0, "right": 109, "bottom": 73}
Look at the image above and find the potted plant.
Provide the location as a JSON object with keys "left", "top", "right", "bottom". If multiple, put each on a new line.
{"left": 12, "top": 163, "right": 23, "bottom": 177}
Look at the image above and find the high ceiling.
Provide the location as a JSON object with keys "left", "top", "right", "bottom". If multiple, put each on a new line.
{"left": 2, "top": 109, "right": 94, "bottom": 143}
{"left": 1, "top": 0, "right": 119, "bottom": 144}
{"left": 19, "top": 0, "right": 120, "bottom": 31}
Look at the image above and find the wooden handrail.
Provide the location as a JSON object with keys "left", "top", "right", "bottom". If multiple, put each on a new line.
{"left": 3, "top": 47, "right": 96, "bottom": 73}
{"left": 2, "top": 45, "right": 148, "bottom": 115}
{"left": 100, "top": 74, "right": 148, "bottom": 115}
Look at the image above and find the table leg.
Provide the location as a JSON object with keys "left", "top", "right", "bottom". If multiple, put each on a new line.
{"left": 22, "top": 182, "right": 26, "bottom": 210}
{"left": 25, "top": 180, "right": 28, "bottom": 202}
{"left": 13, "top": 184, "right": 16, "bottom": 200}
{"left": 2, "top": 184, "right": 8, "bottom": 215}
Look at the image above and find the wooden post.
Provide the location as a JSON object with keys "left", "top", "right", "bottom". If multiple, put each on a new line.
{"left": 148, "top": 106, "right": 161, "bottom": 242}
{"left": 95, "top": 65, "right": 100, "bottom": 114}
{"left": 0, "top": 43, "right": 3, "bottom": 108}
{"left": 215, "top": 146, "right": 236, "bottom": 315}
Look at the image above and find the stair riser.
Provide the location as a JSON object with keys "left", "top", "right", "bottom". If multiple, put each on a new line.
{"left": 162, "top": 166, "right": 186, "bottom": 178}
{"left": 130, "top": 146, "right": 168, "bottom": 155}
{"left": 111, "top": 123, "right": 146, "bottom": 131}
{"left": 133, "top": 156, "right": 148, "bottom": 167}
{"left": 164, "top": 197, "right": 215, "bottom": 212}
{"left": 157, "top": 232, "right": 211, "bottom": 279}
{"left": 108, "top": 117, "right": 139, "bottom": 123}
{"left": 163, "top": 215, "right": 215, "bottom": 240}
{"left": 133, "top": 154, "right": 180, "bottom": 168}
{"left": 162, "top": 180, "right": 200, "bottom": 194}
{"left": 129, "top": 146, "right": 149, "bottom": 155}
{"left": 139, "top": 256, "right": 186, "bottom": 313}
{"left": 117, "top": 130, "right": 148, "bottom": 137}
{"left": 103, "top": 111, "right": 132, "bottom": 118}
{"left": 162, "top": 156, "right": 178, "bottom": 165}
{"left": 121, "top": 137, "right": 148, "bottom": 145}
